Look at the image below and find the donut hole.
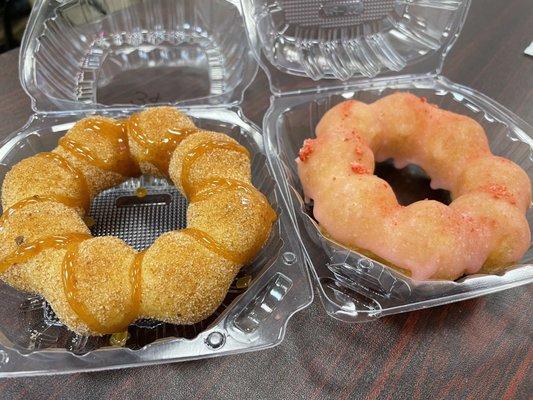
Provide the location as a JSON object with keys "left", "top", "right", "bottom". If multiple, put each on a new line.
{"left": 374, "top": 159, "right": 451, "bottom": 206}
{"left": 88, "top": 178, "right": 188, "bottom": 251}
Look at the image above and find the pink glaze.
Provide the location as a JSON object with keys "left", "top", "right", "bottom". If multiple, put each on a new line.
{"left": 297, "top": 93, "right": 531, "bottom": 280}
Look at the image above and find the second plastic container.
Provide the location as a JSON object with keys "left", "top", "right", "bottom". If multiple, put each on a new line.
{"left": 241, "top": 0, "right": 533, "bottom": 321}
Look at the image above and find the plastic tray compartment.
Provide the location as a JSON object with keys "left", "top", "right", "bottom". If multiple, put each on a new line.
{"left": 263, "top": 76, "right": 533, "bottom": 322}
{"left": 0, "top": 0, "right": 313, "bottom": 377}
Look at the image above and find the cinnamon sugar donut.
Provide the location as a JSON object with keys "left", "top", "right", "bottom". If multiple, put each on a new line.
{"left": 0, "top": 108, "right": 276, "bottom": 335}
{"left": 297, "top": 93, "right": 531, "bottom": 280}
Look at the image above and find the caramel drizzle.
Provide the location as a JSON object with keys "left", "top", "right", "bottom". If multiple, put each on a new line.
{"left": 189, "top": 177, "right": 258, "bottom": 203}
{"left": 62, "top": 244, "right": 144, "bottom": 334}
{"left": 180, "top": 140, "right": 251, "bottom": 197}
{"left": 58, "top": 119, "right": 140, "bottom": 177}
{"left": 127, "top": 113, "right": 198, "bottom": 174}
{"left": 189, "top": 177, "right": 277, "bottom": 262}
{"left": 0, "top": 195, "right": 80, "bottom": 227}
{"left": 181, "top": 228, "right": 247, "bottom": 264}
{"left": 0, "top": 118, "right": 148, "bottom": 333}
{"left": 36, "top": 152, "right": 90, "bottom": 211}
{"left": 0, "top": 233, "right": 91, "bottom": 274}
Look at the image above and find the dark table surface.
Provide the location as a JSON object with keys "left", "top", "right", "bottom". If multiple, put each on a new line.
{"left": 0, "top": 1, "right": 532, "bottom": 399}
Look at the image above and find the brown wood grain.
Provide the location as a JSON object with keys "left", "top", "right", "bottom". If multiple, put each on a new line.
{"left": 0, "top": 0, "right": 532, "bottom": 399}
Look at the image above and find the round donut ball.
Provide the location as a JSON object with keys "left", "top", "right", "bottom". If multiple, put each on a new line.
{"left": 371, "top": 92, "right": 429, "bottom": 164}
{"left": 297, "top": 130, "right": 374, "bottom": 200}
{"left": 187, "top": 187, "right": 276, "bottom": 266}
{"left": 126, "top": 107, "right": 196, "bottom": 176}
{"left": 0, "top": 200, "right": 89, "bottom": 292}
{"left": 169, "top": 130, "right": 251, "bottom": 196}
{"left": 451, "top": 192, "right": 531, "bottom": 272}
{"left": 140, "top": 231, "right": 237, "bottom": 324}
{"left": 54, "top": 116, "right": 138, "bottom": 197}
{"left": 312, "top": 175, "right": 398, "bottom": 253}
{"left": 385, "top": 201, "right": 485, "bottom": 280}
{"left": 42, "top": 237, "right": 137, "bottom": 335}
{"left": 1, "top": 153, "right": 89, "bottom": 215}
{"left": 454, "top": 156, "right": 532, "bottom": 213}
{"left": 315, "top": 99, "right": 381, "bottom": 147}
{"left": 417, "top": 108, "right": 490, "bottom": 190}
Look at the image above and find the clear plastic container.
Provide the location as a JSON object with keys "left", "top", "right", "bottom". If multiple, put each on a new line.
{"left": 0, "top": 0, "right": 313, "bottom": 377}
{"left": 241, "top": 0, "right": 533, "bottom": 321}
{"left": 2, "top": 0, "right": 532, "bottom": 377}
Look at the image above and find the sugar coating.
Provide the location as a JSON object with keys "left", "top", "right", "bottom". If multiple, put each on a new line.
{"left": 54, "top": 146, "right": 126, "bottom": 198}
{"left": 1, "top": 154, "right": 88, "bottom": 215}
{"left": 0, "top": 108, "right": 276, "bottom": 335}
{"left": 140, "top": 231, "right": 236, "bottom": 324}
{"left": 298, "top": 92, "right": 531, "bottom": 280}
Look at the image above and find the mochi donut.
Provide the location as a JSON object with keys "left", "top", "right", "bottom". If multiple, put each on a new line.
{"left": 0, "top": 107, "right": 276, "bottom": 335}
{"left": 297, "top": 93, "right": 531, "bottom": 280}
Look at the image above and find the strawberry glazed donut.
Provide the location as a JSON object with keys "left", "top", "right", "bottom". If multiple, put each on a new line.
{"left": 297, "top": 93, "right": 531, "bottom": 280}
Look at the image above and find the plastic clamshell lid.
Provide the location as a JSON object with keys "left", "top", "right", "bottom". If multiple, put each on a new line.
{"left": 241, "top": 0, "right": 470, "bottom": 95}
{"left": 20, "top": 0, "right": 258, "bottom": 112}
